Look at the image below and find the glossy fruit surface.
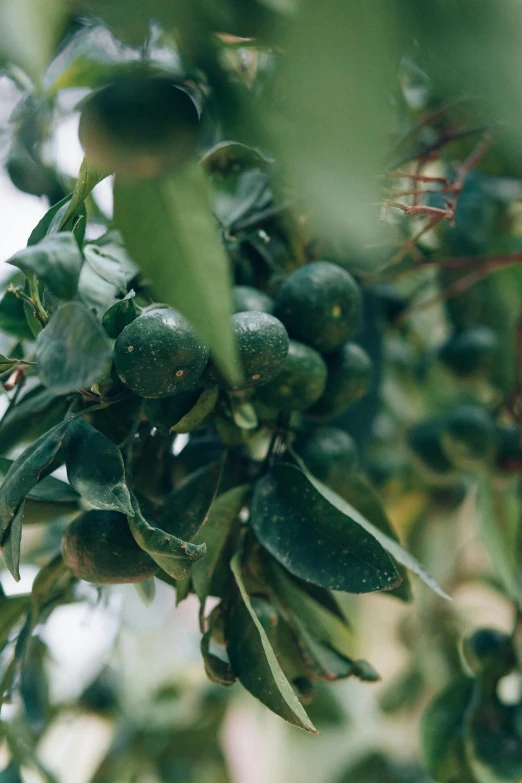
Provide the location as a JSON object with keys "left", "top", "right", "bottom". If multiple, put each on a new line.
{"left": 408, "top": 418, "right": 454, "bottom": 475}
{"left": 442, "top": 405, "right": 496, "bottom": 464}
{"left": 294, "top": 426, "right": 358, "bottom": 494}
{"left": 79, "top": 75, "right": 200, "bottom": 177}
{"left": 62, "top": 510, "right": 156, "bottom": 584}
{"left": 274, "top": 261, "right": 362, "bottom": 353}
{"left": 257, "top": 340, "right": 327, "bottom": 411}
{"left": 114, "top": 309, "right": 209, "bottom": 398}
{"left": 233, "top": 285, "right": 274, "bottom": 314}
{"left": 310, "top": 342, "right": 372, "bottom": 417}
{"left": 207, "top": 311, "right": 289, "bottom": 391}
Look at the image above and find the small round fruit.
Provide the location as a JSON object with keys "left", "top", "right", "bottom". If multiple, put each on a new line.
{"left": 294, "top": 427, "right": 358, "bottom": 494}
{"left": 233, "top": 285, "right": 274, "bottom": 314}
{"left": 408, "top": 418, "right": 454, "bottom": 475}
{"left": 274, "top": 261, "right": 362, "bottom": 352}
{"left": 462, "top": 628, "right": 515, "bottom": 676}
{"left": 309, "top": 342, "right": 373, "bottom": 417}
{"left": 257, "top": 340, "right": 327, "bottom": 411}
{"left": 114, "top": 309, "right": 209, "bottom": 398}
{"left": 496, "top": 425, "right": 522, "bottom": 472}
{"left": 62, "top": 510, "right": 156, "bottom": 585}
{"left": 370, "top": 282, "right": 408, "bottom": 324}
{"left": 79, "top": 75, "right": 200, "bottom": 178}
{"left": 442, "top": 405, "right": 496, "bottom": 464}
{"left": 439, "top": 324, "right": 498, "bottom": 377}
{"left": 208, "top": 311, "right": 289, "bottom": 391}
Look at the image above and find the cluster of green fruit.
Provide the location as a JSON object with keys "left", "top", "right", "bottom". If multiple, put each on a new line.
{"left": 63, "top": 259, "right": 372, "bottom": 584}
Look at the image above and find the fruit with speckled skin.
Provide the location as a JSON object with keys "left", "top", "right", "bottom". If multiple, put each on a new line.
{"left": 114, "top": 309, "right": 209, "bottom": 398}
{"left": 274, "top": 261, "right": 362, "bottom": 353}
{"left": 309, "top": 342, "right": 372, "bottom": 417}
{"left": 257, "top": 340, "right": 327, "bottom": 411}
{"left": 233, "top": 285, "right": 274, "bottom": 314}
{"left": 79, "top": 75, "right": 200, "bottom": 178}
{"left": 62, "top": 510, "right": 156, "bottom": 584}
{"left": 207, "top": 311, "right": 289, "bottom": 391}
{"left": 294, "top": 427, "right": 358, "bottom": 494}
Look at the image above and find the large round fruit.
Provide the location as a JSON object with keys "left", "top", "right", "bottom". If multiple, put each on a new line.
{"left": 294, "top": 427, "right": 358, "bottom": 494}
{"left": 114, "top": 309, "right": 209, "bottom": 399}
{"left": 208, "top": 311, "right": 289, "bottom": 391}
{"left": 233, "top": 285, "right": 274, "bottom": 314}
{"left": 257, "top": 340, "right": 327, "bottom": 411}
{"left": 439, "top": 324, "right": 498, "bottom": 377}
{"left": 274, "top": 261, "right": 362, "bottom": 353}
{"left": 62, "top": 510, "right": 156, "bottom": 584}
{"left": 79, "top": 75, "right": 200, "bottom": 178}
{"left": 309, "top": 342, "right": 372, "bottom": 417}
{"left": 442, "top": 405, "right": 496, "bottom": 465}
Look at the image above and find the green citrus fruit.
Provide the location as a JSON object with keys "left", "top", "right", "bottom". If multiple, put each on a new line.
{"left": 462, "top": 628, "right": 515, "bottom": 676}
{"left": 207, "top": 311, "right": 289, "bottom": 391}
{"left": 442, "top": 405, "right": 496, "bottom": 465}
{"left": 114, "top": 309, "right": 209, "bottom": 398}
{"left": 294, "top": 427, "right": 358, "bottom": 494}
{"left": 62, "top": 510, "right": 156, "bottom": 584}
{"left": 309, "top": 342, "right": 373, "bottom": 417}
{"left": 408, "top": 418, "right": 454, "bottom": 475}
{"left": 79, "top": 75, "right": 200, "bottom": 177}
{"left": 496, "top": 425, "right": 522, "bottom": 472}
{"left": 257, "top": 340, "right": 327, "bottom": 411}
{"left": 233, "top": 285, "right": 274, "bottom": 314}
{"left": 439, "top": 324, "right": 498, "bottom": 377}
{"left": 274, "top": 261, "right": 362, "bottom": 352}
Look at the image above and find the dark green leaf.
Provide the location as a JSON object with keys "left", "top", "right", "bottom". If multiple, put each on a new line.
{"left": 332, "top": 473, "right": 412, "bottom": 602}
{"left": 202, "top": 141, "right": 273, "bottom": 177}
{"left": 8, "top": 233, "right": 82, "bottom": 301}
{"left": 290, "top": 449, "right": 449, "bottom": 600}
{"left": 421, "top": 678, "right": 475, "bottom": 783}
{"left": 128, "top": 494, "right": 206, "bottom": 581}
{"left": 466, "top": 685, "right": 522, "bottom": 781}
{"left": 65, "top": 418, "right": 134, "bottom": 515}
{"left": 170, "top": 386, "right": 219, "bottom": 434}
{"left": 36, "top": 302, "right": 112, "bottom": 394}
{"left": 226, "top": 552, "right": 318, "bottom": 734}
{"left": 77, "top": 259, "right": 120, "bottom": 316}
{"left": 0, "top": 595, "right": 29, "bottom": 653}
{"left": 0, "top": 419, "right": 70, "bottom": 543}
{"left": 200, "top": 629, "right": 236, "bottom": 686}
{"left": 192, "top": 485, "right": 249, "bottom": 602}
{"left": 0, "top": 290, "right": 33, "bottom": 341}
{"left": 134, "top": 577, "right": 156, "bottom": 606}
{"left": 102, "top": 291, "right": 138, "bottom": 338}
{"left": 0, "top": 386, "right": 67, "bottom": 455}
{"left": 31, "top": 554, "right": 71, "bottom": 616}
{"left": 83, "top": 245, "right": 132, "bottom": 294}
{"left": 2, "top": 502, "right": 25, "bottom": 581}
{"left": 159, "top": 460, "right": 224, "bottom": 542}
{"left": 114, "top": 165, "right": 239, "bottom": 384}
{"left": 27, "top": 195, "right": 73, "bottom": 247}
{"left": 250, "top": 463, "right": 399, "bottom": 593}
{"left": 175, "top": 575, "right": 191, "bottom": 605}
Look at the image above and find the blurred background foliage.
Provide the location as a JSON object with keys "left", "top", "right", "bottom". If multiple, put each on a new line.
{"left": 1, "top": 1, "right": 522, "bottom": 781}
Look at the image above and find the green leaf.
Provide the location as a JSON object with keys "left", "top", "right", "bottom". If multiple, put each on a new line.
{"left": 0, "top": 290, "right": 33, "bottom": 341}
{"left": 466, "top": 687, "right": 522, "bottom": 782}
{"left": 58, "top": 156, "right": 107, "bottom": 230}
{"left": 0, "top": 356, "right": 25, "bottom": 371}
{"left": 226, "top": 551, "right": 318, "bottom": 734}
{"left": 27, "top": 195, "right": 72, "bottom": 247}
{"left": 331, "top": 472, "right": 412, "bottom": 602}
{"left": 2, "top": 502, "right": 24, "bottom": 581}
{"left": 159, "top": 460, "right": 225, "bottom": 542}
{"left": 65, "top": 418, "right": 134, "bottom": 515}
{"left": 0, "top": 386, "right": 68, "bottom": 455}
{"left": 102, "top": 291, "right": 138, "bottom": 338}
{"left": 114, "top": 165, "right": 239, "bottom": 383}
{"left": 290, "top": 449, "right": 450, "bottom": 600}
{"left": 0, "top": 0, "right": 67, "bottom": 83}
{"left": 36, "top": 302, "right": 112, "bottom": 394}
{"left": 421, "top": 678, "right": 476, "bottom": 783}
{"left": 192, "top": 485, "right": 249, "bottom": 602}
{"left": 134, "top": 577, "right": 156, "bottom": 606}
{"left": 170, "top": 386, "right": 219, "bottom": 434}
{"left": 0, "top": 595, "right": 30, "bottom": 653}
{"left": 8, "top": 233, "right": 82, "bottom": 301}
{"left": 229, "top": 397, "right": 258, "bottom": 430}
{"left": 202, "top": 141, "right": 273, "bottom": 177}
{"left": 83, "top": 245, "right": 133, "bottom": 294}
{"left": 200, "top": 629, "right": 236, "bottom": 687}
{"left": 27, "top": 195, "right": 87, "bottom": 248}
{"left": 0, "top": 420, "right": 70, "bottom": 575}
{"left": 250, "top": 463, "right": 399, "bottom": 593}
{"left": 127, "top": 494, "right": 206, "bottom": 581}
{"left": 476, "top": 478, "right": 522, "bottom": 604}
